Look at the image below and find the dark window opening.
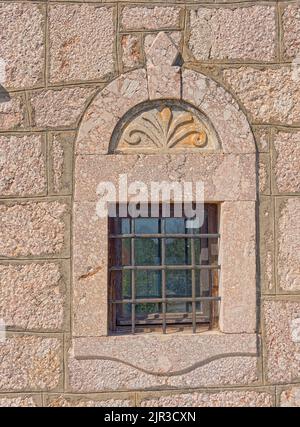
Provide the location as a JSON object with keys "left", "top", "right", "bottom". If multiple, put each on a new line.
{"left": 108, "top": 204, "right": 220, "bottom": 334}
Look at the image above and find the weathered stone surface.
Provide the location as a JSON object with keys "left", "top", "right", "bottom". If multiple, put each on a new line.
{"left": 73, "top": 202, "right": 107, "bottom": 336}
{"left": 182, "top": 69, "right": 255, "bottom": 153}
{"left": 74, "top": 334, "right": 257, "bottom": 374}
{"left": 146, "top": 32, "right": 181, "bottom": 100}
{"left": 0, "top": 3, "right": 44, "bottom": 89}
{"left": 253, "top": 127, "right": 270, "bottom": 152}
{"left": 220, "top": 201, "right": 256, "bottom": 333}
{"left": 188, "top": 6, "right": 276, "bottom": 62}
{"left": 0, "top": 262, "right": 67, "bottom": 331}
{"left": 29, "top": 87, "right": 95, "bottom": 129}
{"left": 76, "top": 69, "right": 148, "bottom": 154}
{"left": 139, "top": 389, "right": 274, "bottom": 407}
{"left": 260, "top": 197, "right": 275, "bottom": 294}
{"left": 223, "top": 67, "right": 300, "bottom": 125}
{"left": 273, "top": 131, "right": 300, "bottom": 194}
{"left": 0, "top": 135, "right": 46, "bottom": 197}
{"left": 121, "top": 34, "right": 143, "bottom": 69}
{"left": 282, "top": 4, "right": 300, "bottom": 59}
{"left": 263, "top": 299, "right": 300, "bottom": 383}
{"left": 259, "top": 154, "right": 270, "bottom": 195}
{"left": 46, "top": 393, "right": 134, "bottom": 407}
{"left": 74, "top": 154, "right": 256, "bottom": 202}
{"left": 49, "top": 132, "right": 74, "bottom": 195}
{"left": 276, "top": 198, "right": 300, "bottom": 292}
{"left": 0, "top": 93, "right": 27, "bottom": 131}
{"left": 0, "top": 395, "right": 41, "bottom": 407}
{"left": 0, "top": 200, "right": 70, "bottom": 258}
{"left": 0, "top": 335, "right": 62, "bottom": 391}
{"left": 68, "top": 351, "right": 258, "bottom": 392}
{"left": 49, "top": 5, "right": 114, "bottom": 84}
{"left": 121, "top": 6, "right": 182, "bottom": 30}
{"left": 279, "top": 387, "right": 300, "bottom": 407}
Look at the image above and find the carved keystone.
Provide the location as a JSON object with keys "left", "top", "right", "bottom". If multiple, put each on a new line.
{"left": 146, "top": 32, "right": 181, "bottom": 100}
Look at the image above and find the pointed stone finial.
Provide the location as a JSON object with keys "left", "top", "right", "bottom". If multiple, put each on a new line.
{"left": 146, "top": 32, "right": 179, "bottom": 67}
{"left": 146, "top": 32, "right": 182, "bottom": 100}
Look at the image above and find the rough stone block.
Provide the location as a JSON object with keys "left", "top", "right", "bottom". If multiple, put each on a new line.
{"left": 121, "top": 34, "right": 143, "bottom": 70}
{"left": 46, "top": 393, "right": 134, "bottom": 407}
{"left": 259, "top": 197, "right": 275, "bottom": 294}
{"left": 0, "top": 261, "right": 68, "bottom": 331}
{"left": 279, "top": 386, "right": 300, "bottom": 407}
{"left": 273, "top": 131, "right": 300, "bottom": 194}
{"left": 0, "top": 394, "right": 41, "bottom": 407}
{"left": 0, "top": 335, "right": 62, "bottom": 391}
{"left": 0, "top": 199, "right": 70, "bottom": 258}
{"left": 276, "top": 198, "right": 300, "bottom": 292}
{"left": 29, "top": 87, "right": 95, "bottom": 129}
{"left": 48, "top": 132, "right": 74, "bottom": 195}
{"left": 282, "top": 4, "right": 300, "bottom": 59}
{"left": 253, "top": 127, "right": 270, "bottom": 153}
{"left": 121, "top": 6, "right": 182, "bottom": 30}
{"left": 223, "top": 67, "right": 300, "bottom": 125}
{"left": 259, "top": 153, "right": 270, "bottom": 195}
{"left": 0, "top": 3, "right": 44, "bottom": 89}
{"left": 0, "top": 134, "right": 46, "bottom": 197}
{"left": 49, "top": 5, "right": 115, "bottom": 84}
{"left": 263, "top": 299, "right": 300, "bottom": 383}
{"left": 0, "top": 93, "right": 28, "bottom": 131}
{"left": 188, "top": 6, "right": 276, "bottom": 62}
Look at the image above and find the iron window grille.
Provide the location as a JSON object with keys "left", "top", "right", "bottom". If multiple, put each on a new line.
{"left": 108, "top": 204, "right": 220, "bottom": 334}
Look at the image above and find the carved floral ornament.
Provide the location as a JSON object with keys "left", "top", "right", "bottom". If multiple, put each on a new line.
{"left": 113, "top": 103, "right": 220, "bottom": 154}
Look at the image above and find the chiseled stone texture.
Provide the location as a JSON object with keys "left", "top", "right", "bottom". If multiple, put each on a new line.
{"left": 0, "top": 94, "right": 28, "bottom": 131}
{"left": 280, "top": 387, "right": 300, "bottom": 407}
{"left": 0, "top": 3, "right": 44, "bottom": 89}
{"left": 76, "top": 69, "right": 148, "bottom": 154}
{"left": 121, "top": 6, "right": 182, "bottom": 30}
{"left": 276, "top": 198, "right": 300, "bottom": 292}
{"left": 0, "top": 200, "right": 69, "bottom": 258}
{"left": 259, "top": 154, "right": 270, "bottom": 195}
{"left": 47, "top": 393, "right": 134, "bottom": 407}
{"left": 121, "top": 34, "right": 143, "bottom": 70}
{"left": 75, "top": 154, "right": 256, "bottom": 202}
{"left": 220, "top": 201, "right": 256, "bottom": 333}
{"left": 29, "top": 87, "right": 95, "bottom": 129}
{"left": 253, "top": 127, "right": 270, "bottom": 153}
{"left": 49, "top": 132, "right": 74, "bottom": 196}
{"left": 188, "top": 6, "right": 276, "bottom": 62}
{"left": 68, "top": 352, "right": 258, "bottom": 392}
{"left": 139, "top": 389, "right": 274, "bottom": 407}
{"left": 0, "top": 262, "right": 66, "bottom": 331}
{"left": 282, "top": 4, "right": 300, "bottom": 59}
{"left": 263, "top": 300, "right": 300, "bottom": 383}
{"left": 0, "top": 135, "right": 46, "bottom": 197}
{"left": 260, "top": 197, "right": 275, "bottom": 294}
{"left": 0, "top": 335, "right": 62, "bottom": 391}
{"left": 0, "top": 395, "right": 41, "bottom": 407}
{"left": 273, "top": 131, "right": 300, "bottom": 194}
{"left": 223, "top": 67, "right": 300, "bottom": 125}
{"left": 49, "top": 5, "right": 115, "bottom": 84}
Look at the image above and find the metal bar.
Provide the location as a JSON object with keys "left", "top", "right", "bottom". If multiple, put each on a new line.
{"left": 109, "top": 233, "right": 220, "bottom": 239}
{"left": 111, "top": 296, "right": 221, "bottom": 304}
{"left": 161, "top": 218, "right": 166, "bottom": 334}
{"left": 131, "top": 218, "right": 135, "bottom": 334}
{"left": 191, "top": 232, "right": 196, "bottom": 333}
{"left": 110, "top": 264, "right": 220, "bottom": 271}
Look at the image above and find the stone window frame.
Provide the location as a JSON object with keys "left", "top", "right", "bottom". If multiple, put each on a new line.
{"left": 71, "top": 33, "right": 258, "bottom": 381}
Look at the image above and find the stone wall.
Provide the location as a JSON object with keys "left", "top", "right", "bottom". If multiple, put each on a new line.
{"left": 0, "top": 0, "right": 299, "bottom": 407}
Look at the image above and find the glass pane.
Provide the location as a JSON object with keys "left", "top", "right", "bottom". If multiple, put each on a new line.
{"left": 167, "top": 302, "right": 191, "bottom": 314}
{"left": 135, "top": 218, "right": 160, "bottom": 234}
{"left": 166, "top": 270, "right": 192, "bottom": 297}
{"left": 165, "top": 238, "right": 191, "bottom": 265}
{"left": 121, "top": 218, "right": 131, "bottom": 234}
{"left": 136, "top": 303, "right": 162, "bottom": 318}
{"left": 116, "top": 303, "right": 131, "bottom": 324}
{"left": 111, "top": 270, "right": 131, "bottom": 299}
{"left": 135, "top": 238, "right": 160, "bottom": 265}
{"left": 136, "top": 270, "right": 161, "bottom": 298}
{"left": 165, "top": 217, "right": 186, "bottom": 234}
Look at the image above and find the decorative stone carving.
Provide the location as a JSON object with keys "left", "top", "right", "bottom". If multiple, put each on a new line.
{"left": 112, "top": 102, "right": 220, "bottom": 153}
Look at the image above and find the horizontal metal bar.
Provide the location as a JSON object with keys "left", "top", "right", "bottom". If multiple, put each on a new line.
{"left": 110, "top": 264, "right": 220, "bottom": 271}
{"left": 109, "top": 233, "right": 220, "bottom": 239}
{"left": 110, "top": 296, "right": 221, "bottom": 304}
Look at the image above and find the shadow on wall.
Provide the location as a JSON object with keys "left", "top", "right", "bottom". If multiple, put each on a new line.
{"left": 0, "top": 85, "right": 10, "bottom": 103}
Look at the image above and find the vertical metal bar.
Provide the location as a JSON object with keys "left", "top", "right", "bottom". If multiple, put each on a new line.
{"left": 161, "top": 218, "right": 167, "bottom": 334}
{"left": 191, "top": 235, "right": 196, "bottom": 333}
{"left": 131, "top": 218, "right": 135, "bottom": 334}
